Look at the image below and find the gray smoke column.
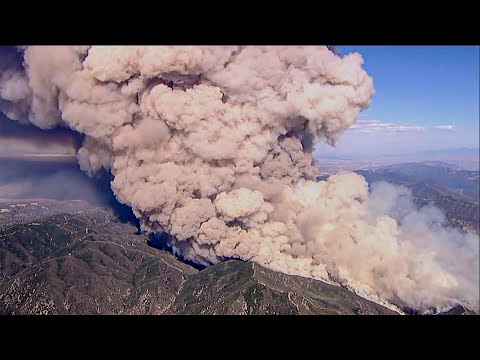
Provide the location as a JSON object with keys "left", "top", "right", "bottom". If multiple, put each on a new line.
{"left": 0, "top": 46, "right": 478, "bottom": 313}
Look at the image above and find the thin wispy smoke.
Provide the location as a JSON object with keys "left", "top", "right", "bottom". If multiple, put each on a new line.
{"left": 349, "top": 120, "right": 426, "bottom": 133}
{"left": 0, "top": 116, "right": 78, "bottom": 156}
{"left": 0, "top": 157, "right": 111, "bottom": 205}
{"left": 349, "top": 120, "right": 457, "bottom": 133}
{"left": 433, "top": 124, "right": 455, "bottom": 131}
{"left": 0, "top": 46, "right": 477, "bottom": 312}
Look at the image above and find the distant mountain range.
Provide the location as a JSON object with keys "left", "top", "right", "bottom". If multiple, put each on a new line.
{"left": 359, "top": 162, "right": 479, "bottom": 203}
{"left": 389, "top": 148, "right": 479, "bottom": 171}
{"left": 316, "top": 148, "right": 479, "bottom": 171}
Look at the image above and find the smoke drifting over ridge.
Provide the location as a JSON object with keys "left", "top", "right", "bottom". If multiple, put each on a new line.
{"left": 0, "top": 46, "right": 478, "bottom": 312}
{"left": 0, "top": 112, "right": 79, "bottom": 156}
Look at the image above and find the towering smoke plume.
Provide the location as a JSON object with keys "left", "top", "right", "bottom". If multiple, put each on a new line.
{"left": 0, "top": 46, "right": 478, "bottom": 312}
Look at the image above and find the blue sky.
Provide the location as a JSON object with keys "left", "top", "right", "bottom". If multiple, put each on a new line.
{"left": 315, "top": 46, "right": 479, "bottom": 157}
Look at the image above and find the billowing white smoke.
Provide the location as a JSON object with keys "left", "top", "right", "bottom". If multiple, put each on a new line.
{"left": 0, "top": 46, "right": 478, "bottom": 312}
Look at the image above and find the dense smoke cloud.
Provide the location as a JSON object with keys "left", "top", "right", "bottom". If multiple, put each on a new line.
{"left": 0, "top": 46, "right": 477, "bottom": 312}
